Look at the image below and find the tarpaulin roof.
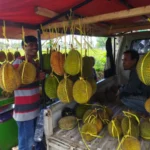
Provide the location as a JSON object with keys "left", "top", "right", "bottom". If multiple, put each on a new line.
{"left": 1, "top": 0, "right": 150, "bottom": 39}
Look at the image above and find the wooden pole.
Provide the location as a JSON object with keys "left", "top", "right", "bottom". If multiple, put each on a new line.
{"left": 35, "top": 7, "right": 66, "bottom": 21}
{"left": 108, "top": 23, "right": 150, "bottom": 35}
{"left": 43, "top": 5, "right": 150, "bottom": 29}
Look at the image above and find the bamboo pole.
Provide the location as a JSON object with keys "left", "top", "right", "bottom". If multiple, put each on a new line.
{"left": 43, "top": 5, "right": 150, "bottom": 29}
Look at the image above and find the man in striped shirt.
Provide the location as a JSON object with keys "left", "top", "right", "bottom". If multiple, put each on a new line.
{"left": 13, "top": 36, "right": 45, "bottom": 150}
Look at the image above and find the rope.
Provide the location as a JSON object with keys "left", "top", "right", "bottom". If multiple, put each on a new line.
{"left": 22, "top": 26, "right": 27, "bottom": 46}
{"left": 64, "top": 74, "right": 70, "bottom": 103}
{"left": 2, "top": 20, "right": 9, "bottom": 42}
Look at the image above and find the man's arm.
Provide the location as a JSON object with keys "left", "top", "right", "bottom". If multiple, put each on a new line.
{"left": 119, "top": 68, "right": 142, "bottom": 97}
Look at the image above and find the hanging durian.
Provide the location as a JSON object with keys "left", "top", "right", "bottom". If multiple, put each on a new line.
{"left": 14, "top": 48, "right": 21, "bottom": 59}
{"left": 136, "top": 51, "right": 150, "bottom": 85}
{"left": 42, "top": 48, "right": 51, "bottom": 71}
{"left": 7, "top": 51, "right": 14, "bottom": 62}
{"left": 64, "top": 49, "right": 81, "bottom": 76}
{"left": 44, "top": 73, "right": 59, "bottom": 99}
{"left": 0, "top": 62, "right": 21, "bottom": 92}
{"left": 57, "top": 74, "right": 74, "bottom": 103}
{"left": 73, "top": 77, "right": 92, "bottom": 104}
{"left": 17, "top": 57, "right": 36, "bottom": 84}
{"left": 50, "top": 50, "right": 65, "bottom": 76}
{"left": 82, "top": 54, "right": 93, "bottom": 79}
{"left": 0, "top": 50, "right": 6, "bottom": 62}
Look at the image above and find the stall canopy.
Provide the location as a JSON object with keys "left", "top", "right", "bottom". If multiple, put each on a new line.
{"left": 1, "top": 0, "right": 150, "bottom": 39}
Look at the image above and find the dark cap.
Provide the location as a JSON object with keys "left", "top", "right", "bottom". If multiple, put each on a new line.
{"left": 21, "top": 35, "right": 37, "bottom": 46}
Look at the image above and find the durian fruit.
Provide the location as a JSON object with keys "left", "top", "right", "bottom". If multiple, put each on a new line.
{"left": 75, "top": 104, "right": 91, "bottom": 119}
{"left": 81, "top": 123, "right": 98, "bottom": 142}
{"left": 89, "top": 56, "right": 95, "bottom": 67}
{"left": 144, "top": 98, "right": 150, "bottom": 113}
{"left": 88, "top": 79, "right": 97, "bottom": 95}
{"left": 121, "top": 117, "right": 139, "bottom": 138}
{"left": 140, "top": 120, "right": 150, "bottom": 140}
{"left": 108, "top": 118, "right": 122, "bottom": 138}
{"left": 0, "top": 63, "right": 21, "bottom": 92}
{"left": 105, "top": 107, "right": 113, "bottom": 118}
{"left": 58, "top": 116, "right": 77, "bottom": 130}
{"left": 98, "top": 109, "right": 110, "bottom": 125}
{"left": 1, "top": 90, "right": 13, "bottom": 98}
{"left": 14, "top": 50, "right": 21, "bottom": 59}
{"left": 114, "top": 115, "right": 124, "bottom": 122}
{"left": 82, "top": 109, "right": 103, "bottom": 133}
{"left": 64, "top": 49, "right": 81, "bottom": 76}
{"left": 7, "top": 52, "right": 14, "bottom": 62}
{"left": 82, "top": 56, "right": 93, "bottom": 79}
{"left": 136, "top": 51, "right": 150, "bottom": 85}
{"left": 44, "top": 73, "right": 59, "bottom": 99}
{"left": 83, "top": 109, "right": 97, "bottom": 123}
{"left": 73, "top": 78, "right": 92, "bottom": 104}
{"left": 119, "top": 135, "right": 141, "bottom": 150}
{"left": 0, "top": 51, "right": 6, "bottom": 62}
{"left": 18, "top": 61, "right": 36, "bottom": 84}
{"left": 57, "top": 75, "right": 73, "bottom": 103}
{"left": 126, "top": 110, "right": 140, "bottom": 121}
{"left": 94, "top": 118, "right": 103, "bottom": 133}
{"left": 51, "top": 51, "right": 65, "bottom": 76}
{"left": 42, "top": 53, "right": 51, "bottom": 71}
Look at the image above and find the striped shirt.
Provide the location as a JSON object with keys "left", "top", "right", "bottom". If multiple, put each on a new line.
{"left": 13, "top": 56, "right": 40, "bottom": 121}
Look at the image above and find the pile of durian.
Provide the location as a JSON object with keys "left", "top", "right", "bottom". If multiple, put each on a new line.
{"left": 79, "top": 104, "right": 113, "bottom": 142}
{"left": 57, "top": 101, "right": 150, "bottom": 150}
{"left": 107, "top": 110, "right": 150, "bottom": 150}
{"left": 57, "top": 103, "right": 113, "bottom": 141}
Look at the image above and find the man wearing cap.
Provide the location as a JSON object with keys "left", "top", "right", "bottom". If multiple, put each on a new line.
{"left": 13, "top": 36, "right": 45, "bottom": 150}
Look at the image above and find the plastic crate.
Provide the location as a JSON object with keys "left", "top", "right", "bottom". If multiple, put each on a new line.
{"left": 0, "top": 97, "right": 14, "bottom": 107}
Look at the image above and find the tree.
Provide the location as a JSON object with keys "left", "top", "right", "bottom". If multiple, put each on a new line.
{"left": 96, "top": 37, "right": 107, "bottom": 49}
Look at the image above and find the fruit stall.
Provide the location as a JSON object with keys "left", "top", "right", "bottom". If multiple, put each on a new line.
{"left": 0, "top": 0, "right": 150, "bottom": 150}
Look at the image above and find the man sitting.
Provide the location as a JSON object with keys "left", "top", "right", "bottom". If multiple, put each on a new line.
{"left": 117, "top": 50, "right": 150, "bottom": 113}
